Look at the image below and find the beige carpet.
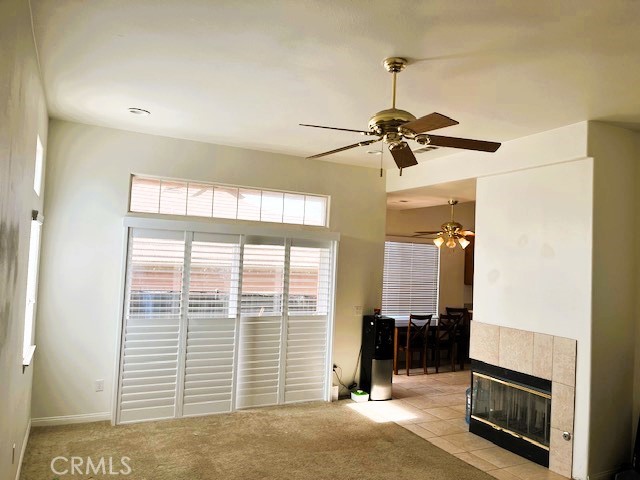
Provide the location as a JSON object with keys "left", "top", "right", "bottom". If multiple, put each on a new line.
{"left": 22, "top": 401, "right": 492, "bottom": 480}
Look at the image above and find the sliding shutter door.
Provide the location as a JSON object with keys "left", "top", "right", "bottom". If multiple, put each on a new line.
{"left": 236, "top": 237, "right": 285, "bottom": 409}
{"left": 182, "top": 233, "right": 240, "bottom": 416}
{"left": 119, "top": 229, "right": 185, "bottom": 423}
{"left": 284, "top": 241, "right": 332, "bottom": 403}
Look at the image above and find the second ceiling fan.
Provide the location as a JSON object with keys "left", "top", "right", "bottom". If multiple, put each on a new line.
{"left": 301, "top": 57, "right": 501, "bottom": 174}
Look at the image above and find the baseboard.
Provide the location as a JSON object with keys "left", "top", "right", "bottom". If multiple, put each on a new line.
{"left": 14, "top": 419, "right": 31, "bottom": 480}
{"left": 31, "top": 412, "right": 111, "bottom": 427}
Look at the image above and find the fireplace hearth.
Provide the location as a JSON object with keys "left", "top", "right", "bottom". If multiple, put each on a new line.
{"left": 470, "top": 360, "right": 552, "bottom": 467}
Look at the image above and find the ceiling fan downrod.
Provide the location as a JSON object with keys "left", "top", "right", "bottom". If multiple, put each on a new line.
{"left": 383, "top": 57, "right": 407, "bottom": 110}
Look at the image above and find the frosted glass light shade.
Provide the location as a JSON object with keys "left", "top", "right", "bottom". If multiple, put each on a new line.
{"left": 433, "top": 237, "right": 444, "bottom": 248}
{"left": 446, "top": 237, "right": 456, "bottom": 249}
{"left": 458, "top": 237, "right": 470, "bottom": 249}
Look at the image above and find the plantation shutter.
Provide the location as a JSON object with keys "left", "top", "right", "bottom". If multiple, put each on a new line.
{"left": 236, "top": 237, "right": 285, "bottom": 409}
{"left": 182, "top": 233, "right": 240, "bottom": 416}
{"left": 118, "top": 228, "right": 336, "bottom": 423}
{"left": 381, "top": 241, "right": 439, "bottom": 318}
{"left": 119, "top": 229, "right": 185, "bottom": 423}
{"left": 284, "top": 241, "right": 332, "bottom": 403}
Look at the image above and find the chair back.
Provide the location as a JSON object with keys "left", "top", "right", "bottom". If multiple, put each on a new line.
{"left": 436, "top": 314, "right": 461, "bottom": 343}
{"left": 407, "top": 314, "right": 433, "bottom": 347}
{"left": 446, "top": 307, "right": 471, "bottom": 333}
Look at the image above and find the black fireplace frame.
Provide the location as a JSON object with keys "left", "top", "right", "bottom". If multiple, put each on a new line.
{"left": 470, "top": 360, "right": 552, "bottom": 467}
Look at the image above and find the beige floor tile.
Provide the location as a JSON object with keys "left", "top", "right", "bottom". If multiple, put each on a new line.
{"left": 391, "top": 386, "right": 412, "bottom": 399}
{"left": 394, "top": 406, "right": 442, "bottom": 425}
{"left": 418, "top": 419, "right": 467, "bottom": 436}
{"left": 408, "top": 385, "right": 447, "bottom": 395}
{"left": 431, "top": 393, "right": 466, "bottom": 406}
{"left": 426, "top": 436, "right": 466, "bottom": 454}
{"left": 504, "top": 461, "right": 569, "bottom": 480}
{"left": 401, "top": 423, "right": 437, "bottom": 439}
{"left": 488, "top": 469, "right": 521, "bottom": 479}
{"left": 424, "top": 406, "right": 461, "bottom": 420}
{"left": 392, "top": 370, "right": 564, "bottom": 479}
{"left": 441, "top": 432, "right": 495, "bottom": 451}
{"left": 472, "top": 447, "right": 530, "bottom": 469}
{"left": 402, "top": 396, "right": 444, "bottom": 409}
{"left": 432, "top": 384, "right": 470, "bottom": 394}
{"left": 454, "top": 452, "right": 502, "bottom": 472}
{"left": 446, "top": 417, "right": 470, "bottom": 430}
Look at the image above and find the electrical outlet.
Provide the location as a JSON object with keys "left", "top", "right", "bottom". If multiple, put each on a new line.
{"left": 353, "top": 305, "right": 363, "bottom": 316}
{"left": 95, "top": 379, "right": 104, "bottom": 392}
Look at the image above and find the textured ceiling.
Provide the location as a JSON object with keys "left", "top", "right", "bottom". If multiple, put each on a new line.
{"left": 31, "top": 0, "right": 640, "bottom": 169}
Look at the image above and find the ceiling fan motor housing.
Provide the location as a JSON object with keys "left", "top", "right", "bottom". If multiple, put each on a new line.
{"left": 368, "top": 108, "right": 416, "bottom": 136}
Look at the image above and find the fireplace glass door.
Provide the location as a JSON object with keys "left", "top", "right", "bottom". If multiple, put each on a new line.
{"left": 471, "top": 372, "right": 551, "bottom": 449}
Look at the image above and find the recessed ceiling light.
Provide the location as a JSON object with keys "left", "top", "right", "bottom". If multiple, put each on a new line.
{"left": 128, "top": 107, "right": 151, "bottom": 116}
{"left": 366, "top": 150, "right": 382, "bottom": 155}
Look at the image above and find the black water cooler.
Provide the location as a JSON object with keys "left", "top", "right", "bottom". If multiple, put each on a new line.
{"left": 360, "top": 315, "right": 394, "bottom": 400}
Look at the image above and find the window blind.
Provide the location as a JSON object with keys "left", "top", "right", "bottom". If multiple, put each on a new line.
{"left": 381, "top": 241, "right": 439, "bottom": 318}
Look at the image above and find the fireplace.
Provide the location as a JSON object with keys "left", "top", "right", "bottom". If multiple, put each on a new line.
{"left": 470, "top": 360, "right": 552, "bottom": 467}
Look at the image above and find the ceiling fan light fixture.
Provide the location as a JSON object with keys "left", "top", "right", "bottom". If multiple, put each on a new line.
{"left": 433, "top": 236, "right": 444, "bottom": 248}
{"left": 445, "top": 237, "right": 457, "bottom": 249}
{"left": 458, "top": 237, "right": 470, "bottom": 249}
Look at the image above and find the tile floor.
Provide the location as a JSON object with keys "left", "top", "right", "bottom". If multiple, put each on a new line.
{"left": 390, "top": 368, "right": 569, "bottom": 479}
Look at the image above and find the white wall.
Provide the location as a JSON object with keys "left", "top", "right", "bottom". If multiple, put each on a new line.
{"left": 386, "top": 202, "right": 475, "bottom": 312}
{"left": 33, "top": 120, "right": 386, "bottom": 420}
{"left": 386, "top": 122, "right": 589, "bottom": 194}
{"left": 0, "top": 0, "right": 48, "bottom": 478}
{"left": 473, "top": 159, "right": 593, "bottom": 479}
{"left": 588, "top": 122, "right": 640, "bottom": 477}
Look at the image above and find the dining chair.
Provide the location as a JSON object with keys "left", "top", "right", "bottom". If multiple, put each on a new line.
{"left": 446, "top": 307, "right": 471, "bottom": 369}
{"left": 434, "top": 314, "right": 462, "bottom": 373}
{"left": 397, "top": 314, "right": 433, "bottom": 376}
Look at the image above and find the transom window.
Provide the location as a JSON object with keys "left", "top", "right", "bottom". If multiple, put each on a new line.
{"left": 129, "top": 175, "right": 329, "bottom": 227}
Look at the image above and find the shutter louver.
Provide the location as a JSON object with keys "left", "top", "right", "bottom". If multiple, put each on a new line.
{"left": 236, "top": 242, "right": 285, "bottom": 408}
{"left": 284, "top": 244, "right": 332, "bottom": 403}
{"left": 381, "top": 241, "right": 439, "bottom": 318}
{"left": 119, "top": 232, "right": 184, "bottom": 423}
{"left": 183, "top": 235, "right": 240, "bottom": 416}
{"left": 118, "top": 230, "right": 336, "bottom": 422}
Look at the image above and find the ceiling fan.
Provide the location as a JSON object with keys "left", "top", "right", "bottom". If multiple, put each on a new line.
{"left": 301, "top": 57, "right": 501, "bottom": 174}
{"left": 414, "top": 200, "right": 474, "bottom": 249}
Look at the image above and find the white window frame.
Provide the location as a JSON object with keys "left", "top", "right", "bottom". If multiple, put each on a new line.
{"left": 33, "top": 135, "right": 44, "bottom": 196}
{"left": 128, "top": 174, "right": 331, "bottom": 228}
{"left": 23, "top": 211, "right": 43, "bottom": 366}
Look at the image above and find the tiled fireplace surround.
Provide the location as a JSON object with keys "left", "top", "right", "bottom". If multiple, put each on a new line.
{"left": 469, "top": 321, "right": 577, "bottom": 478}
